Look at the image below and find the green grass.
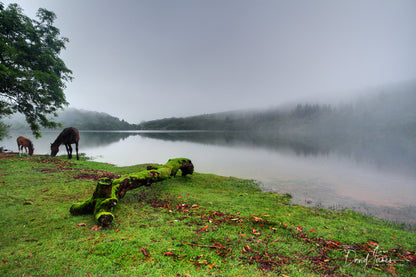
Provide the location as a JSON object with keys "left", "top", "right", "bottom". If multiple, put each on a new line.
{"left": 0, "top": 154, "right": 415, "bottom": 276}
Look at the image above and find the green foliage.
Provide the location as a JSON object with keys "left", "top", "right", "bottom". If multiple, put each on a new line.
{"left": 0, "top": 119, "right": 8, "bottom": 141}
{"left": 0, "top": 155, "right": 415, "bottom": 276}
{"left": 0, "top": 3, "right": 72, "bottom": 138}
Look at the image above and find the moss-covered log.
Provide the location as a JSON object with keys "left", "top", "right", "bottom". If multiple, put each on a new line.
{"left": 70, "top": 158, "right": 194, "bottom": 226}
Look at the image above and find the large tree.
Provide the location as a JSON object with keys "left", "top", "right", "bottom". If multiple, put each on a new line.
{"left": 0, "top": 2, "right": 72, "bottom": 138}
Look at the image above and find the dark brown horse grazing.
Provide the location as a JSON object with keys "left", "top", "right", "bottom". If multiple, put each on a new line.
{"left": 17, "top": 136, "right": 34, "bottom": 156}
{"left": 51, "top": 127, "right": 80, "bottom": 160}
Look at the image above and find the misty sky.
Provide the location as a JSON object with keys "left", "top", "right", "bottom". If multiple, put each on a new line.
{"left": 4, "top": 0, "right": 416, "bottom": 122}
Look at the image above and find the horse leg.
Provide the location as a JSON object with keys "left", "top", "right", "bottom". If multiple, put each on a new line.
{"left": 75, "top": 142, "right": 79, "bottom": 160}
{"left": 64, "top": 144, "right": 69, "bottom": 159}
{"left": 66, "top": 144, "right": 73, "bottom": 159}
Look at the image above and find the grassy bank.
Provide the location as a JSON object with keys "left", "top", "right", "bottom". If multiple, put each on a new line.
{"left": 0, "top": 154, "right": 415, "bottom": 276}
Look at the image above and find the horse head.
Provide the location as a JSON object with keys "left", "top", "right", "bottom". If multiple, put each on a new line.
{"left": 50, "top": 143, "right": 59, "bottom": 157}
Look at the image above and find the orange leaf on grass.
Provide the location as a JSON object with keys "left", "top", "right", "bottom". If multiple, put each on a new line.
{"left": 243, "top": 245, "right": 252, "bottom": 252}
{"left": 163, "top": 252, "right": 174, "bottom": 256}
{"left": 141, "top": 247, "right": 149, "bottom": 257}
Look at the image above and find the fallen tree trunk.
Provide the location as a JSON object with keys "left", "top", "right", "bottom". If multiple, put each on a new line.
{"left": 70, "top": 158, "right": 194, "bottom": 227}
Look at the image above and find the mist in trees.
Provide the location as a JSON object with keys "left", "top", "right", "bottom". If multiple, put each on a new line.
{"left": 137, "top": 80, "right": 416, "bottom": 174}
{"left": 4, "top": 108, "right": 139, "bottom": 131}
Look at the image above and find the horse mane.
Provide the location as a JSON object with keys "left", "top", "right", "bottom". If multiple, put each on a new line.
{"left": 52, "top": 129, "right": 69, "bottom": 146}
{"left": 51, "top": 137, "right": 61, "bottom": 147}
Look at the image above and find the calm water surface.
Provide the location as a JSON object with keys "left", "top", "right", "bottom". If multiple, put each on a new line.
{"left": 3, "top": 130, "right": 415, "bottom": 226}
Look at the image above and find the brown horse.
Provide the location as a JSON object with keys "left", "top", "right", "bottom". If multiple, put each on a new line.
{"left": 17, "top": 136, "right": 34, "bottom": 156}
{"left": 51, "top": 127, "right": 80, "bottom": 160}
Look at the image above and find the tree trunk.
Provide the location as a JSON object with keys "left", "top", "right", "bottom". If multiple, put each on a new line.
{"left": 70, "top": 158, "right": 194, "bottom": 227}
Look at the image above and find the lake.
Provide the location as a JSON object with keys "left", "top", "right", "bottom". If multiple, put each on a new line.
{"left": 2, "top": 130, "right": 415, "bottom": 226}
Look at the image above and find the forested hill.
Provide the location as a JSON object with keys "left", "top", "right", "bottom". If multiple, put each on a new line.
{"left": 6, "top": 81, "right": 416, "bottom": 137}
{"left": 7, "top": 108, "right": 139, "bottom": 131}
{"left": 137, "top": 82, "right": 416, "bottom": 139}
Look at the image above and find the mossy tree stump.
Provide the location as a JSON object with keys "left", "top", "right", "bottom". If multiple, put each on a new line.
{"left": 70, "top": 158, "right": 194, "bottom": 227}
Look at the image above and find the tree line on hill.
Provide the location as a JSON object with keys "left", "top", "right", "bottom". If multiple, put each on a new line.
{"left": 4, "top": 108, "right": 139, "bottom": 131}
{"left": 4, "top": 81, "right": 416, "bottom": 151}
{"left": 137, "top": 85, "right": 416, "bottom": 143}
{"left": 136, "top": 85, "right": 416, "bottom": 171}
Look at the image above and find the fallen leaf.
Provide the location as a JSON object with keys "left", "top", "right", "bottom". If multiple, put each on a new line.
{"left": 252, "top": 216, "right": 263, "bottom": 222}
{"left": 163, "top": 252, "right": 174, "bottom": 256}
{"left": 141, "top": 247, "right": 149, "bottom": 257}
{"left": 77, "top": 223, "right": 87, "bottom": 226}
{"left": 87, "top": 271, "right": 92, "bottom": 277}
{"left": 243, "top": 245, "right": 252, "bottom": 252}
{"left": 369, "top": 241, "right": 379, "bottom": 246}
{"left": 199, "top": 225, "right": 209, "bottom": 232}
{"left": 309, "top": 228, "right": 316, "bottom": 233}
{"left": 90, "top": 225, "right": 102, "bottom": 231}
{"left": 252, "top": 228, "right": 261, "bottom": 236}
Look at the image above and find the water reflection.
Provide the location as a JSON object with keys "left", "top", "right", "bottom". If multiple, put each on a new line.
{"left": 138, "top": 131, "right": 416, "bottom": 177}
{"left": 138, "top": 131, "right": 328, "bottom": 156}
{"left": 80, "top": 131, "right": 140, "bottom": 147}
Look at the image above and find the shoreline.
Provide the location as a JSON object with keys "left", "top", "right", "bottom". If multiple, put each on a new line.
{"left": 3, "top": 152, "right": 415, "bottom": 231}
